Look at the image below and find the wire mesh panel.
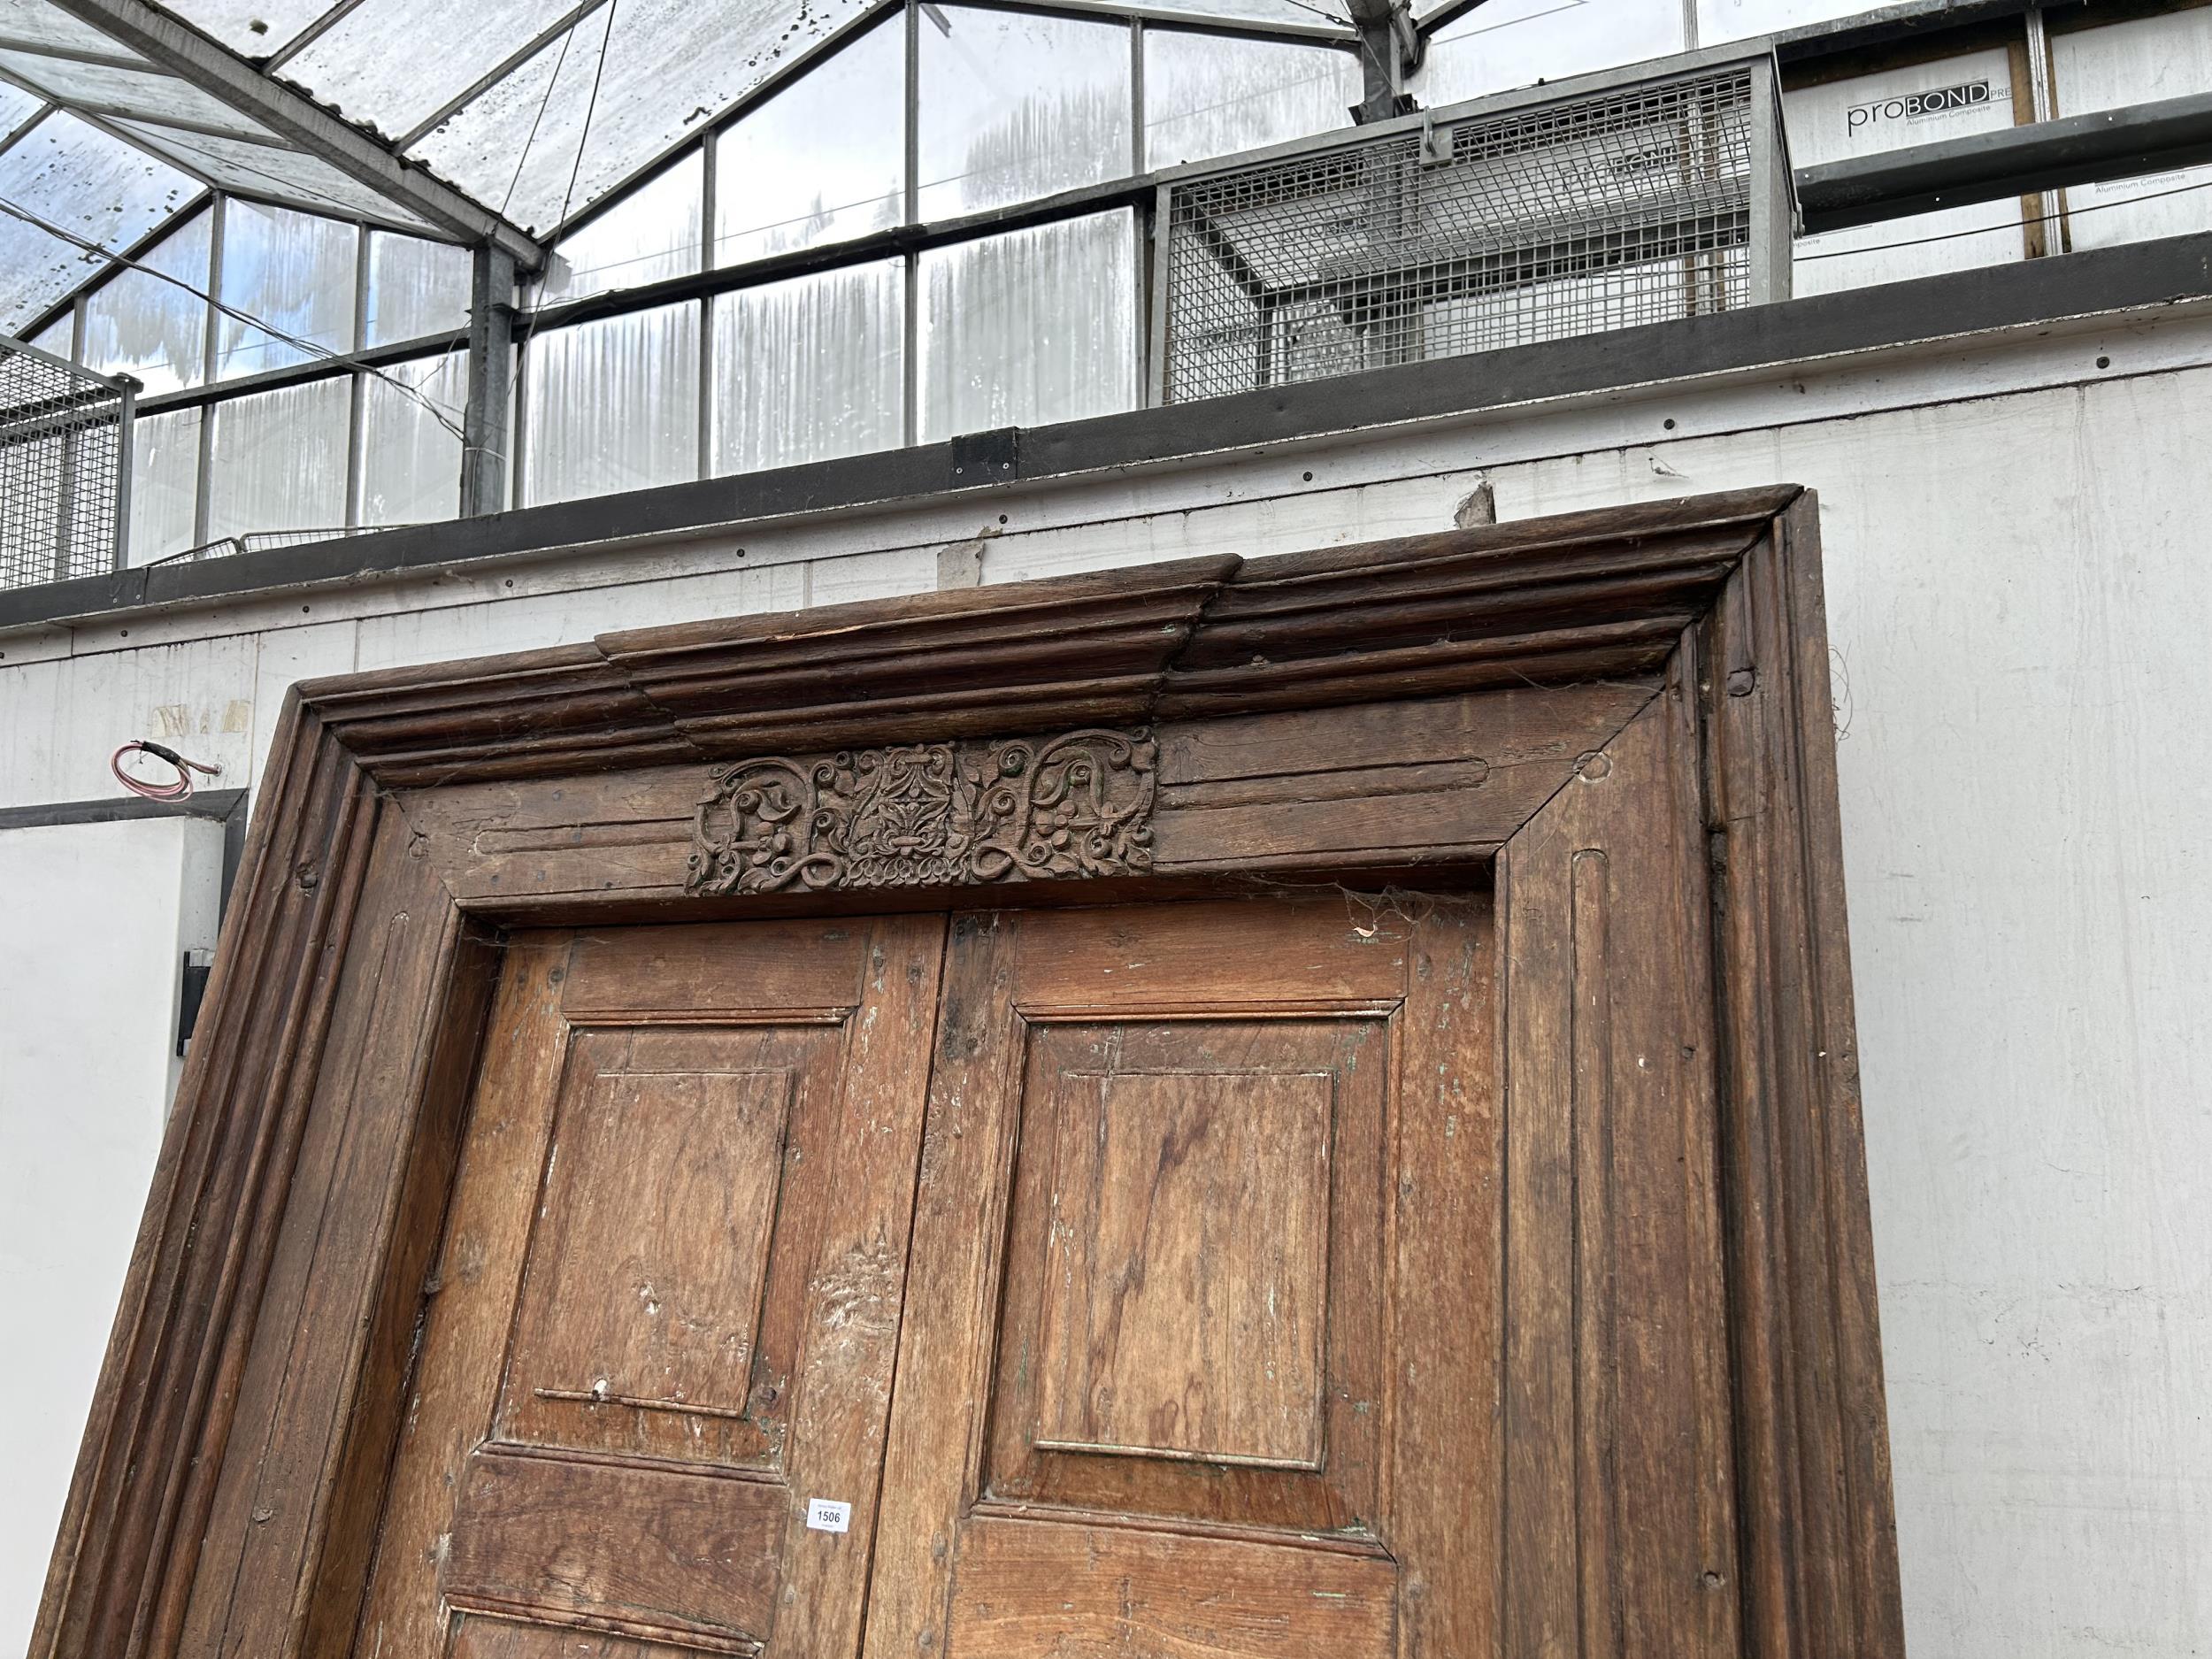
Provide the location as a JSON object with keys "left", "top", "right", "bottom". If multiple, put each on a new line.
{"left": 148, "top": 523, "right": 415, "bottom": 565}
{"left": 1162, "top": 58, "right": 1787, "bottom": 403}
{"left": 0, "top": 334, "right": 131, "bottom": 589}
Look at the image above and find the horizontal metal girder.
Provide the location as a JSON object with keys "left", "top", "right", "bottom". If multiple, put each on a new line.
{"left": 42, "top": 0, "right": 546, "bottom": 266}
{"left": 1797, "top": 88, "right": 2212, "bottom": 234}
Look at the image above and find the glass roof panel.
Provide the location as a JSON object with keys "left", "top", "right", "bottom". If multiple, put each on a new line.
{"left": 540, "top": 144, "right": 700, "bottom": 301}
{"left": 0, "top": 73, "right": 38, "bottom": 134}
{"left": 279, "top": 0, "right": 586, "bottom": 144}
{"left": 713, "top": 8, "right": 903, "bottom": 267}
{"left": 1142, "top": 31, "right": 1355, "bottom": 169}
{"left": 0, "top": 49, "right": 273, "bottom": 135}
{"left": 413, "top": 0, "right": 881, "bottom": 235}
{"left": 0, "top": 213, "right": 83, "bottom": 334}
{"left": 82, "top": 202, "right": 212, "bottom": 391}
{"left": 917, "top": 5, "right": 1133, "bottom": 220}
{"left": 1413, "top": 0, "right": 1684, "bottom": 108}
{"left": 1696, "top": 0, "right": 1881, "bottom": 44}
{"left": 1140, "top": 0, "right": 1350, "bottom": 26}
{"left": 113, "top": 119, "right": 439, "bottom": 229}
{"left": 0, "top": 0, "right": 141, "bottom": 56}
{"left": 162, "top": 0, "right": 345, "bottom": 59}
{"left": 0, "top": 110, "right": 198, "bottom": 331}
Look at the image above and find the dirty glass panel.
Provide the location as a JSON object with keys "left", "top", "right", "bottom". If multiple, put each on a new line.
{"left": 204, "top": 373, "right": 349, "bottom": 541}
{"left": 27, "top": 311, "right": 72, "bottom": 356}
{"left": 1698, "top": 0, "right": 1883, "bottom": 45}
{"left": 160, "top": 0, "right": 336, "bottom": 58}
{"left": 918, "top": 6, "right": 1133, "bottom": 219}
{"left": 414, "top": 0, "right": 878, "bottom": 237}
{"left": 1142, "top": 30, "right": 1356, "bottom": 170}
{"left": 918, "top": 209, "right": 1136, "bottom": 441}
{"left": 522, "top": 299, "right": 699, "bottom": 504}
{"left": 540, "top": 147, "right": 702, "bottom": 303}
{"left": 82, "top": 204, "right": 211, "bottom": 393}
{"left": 714, "top": 10, "right": 904, "bottom": 267}
{"left": 0, "top": 77, "right": 38, "bottom": 138}
{"left": 0, "top": 0, "right": 137, "bottom": 54}
{"left": 0, "top": 215, "right": 80, "bottom": 335}
{"left": 126, "top": 404, "right": 201, "bottom": 564}
{"left": 113, "top": 121, "right": 437, "bottom": 229}
{"left": 1132, "top": 0, "right": 1345, "bottom": 23}
{"left": 1785, "top": 49, "right": 2024, "bottom": 296}
{"left": 282, "top": 0, "right": 581, "bottom": 143}
{"left": 0, "top": 112, "right": 197, "bottom": 333}
{"left": 364, "top": 229, "right": 472, "bottom": 347}
{"left": 360, "top": 352, "right": 465, "bottom": 526}
{"left": 2053, "top": 11, "right": 2212, "bottom": 249}
{"left": 216, "top": 199, "right": 357, "bottom": 380}
{"left": 711, "top": 259, "right": 903, "bottom": 476}
{"left": 1414, "top": 0, "right": 1684, "bottom": 107}
{"left": 0, "top": 50, "right": 268, "bottom": 135}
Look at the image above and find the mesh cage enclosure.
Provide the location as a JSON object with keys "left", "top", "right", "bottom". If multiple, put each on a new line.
{"left": 150, "top": 525, "right": 414, "bottom": 566}
{"left": 0, "top": 336, "right": 129, "bottom": 590}
{"left": 1161, "top": 61, "right": 1784, "bottom": 404}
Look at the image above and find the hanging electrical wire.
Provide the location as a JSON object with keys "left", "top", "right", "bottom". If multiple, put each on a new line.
{"left": 111, "top": 740, "right": 222, "bottom": 803}
{"left": 0, "top": 193, "right": 472, "bottom": 442}
{"left": 551, "top": 0, "right": 620, "bottom": 238}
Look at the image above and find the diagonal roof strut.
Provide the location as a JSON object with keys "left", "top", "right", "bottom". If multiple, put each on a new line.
{"left": 43, "top": 0, "right": 546, "bottom": 267}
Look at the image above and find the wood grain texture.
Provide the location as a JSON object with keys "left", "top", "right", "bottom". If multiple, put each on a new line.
{"left": 1390, "top": 900, "right": 1502, "bottom": 1659}
{"left": 1699, "top": 496, "right": 1907, "bottom": 1659}
{"left": 37, "top": 486, "right": 1901, "bottom": 1659}
{"left": 448, "top": 1617, "right": 715, "bottom": 1659}
{"left": 943, "top": 1516, "right": 1396, "bottom": 1659}
{"left": 499, "top": 1066, "right": 792, "bottom": 1444}
{"left": 987, "top": 1016, "right": 1389, "bottom": 1532}
{"left": 302, "top": 492, "right": 1797, "bottom": 792}
{"left": 1495, "top": 667, "right": 1739, "bottom": 1659}
{"left": 356, "top": 916, "right": 945, "bottom": 1658}
{"left": 864, "top": 898, "right": 1493, "bottom": 1659}
{"left": 1034, "top": 1067, "right": 1333, "bottom": 1470}
{"left": 442, "top": 1448, "right": 785, "bottom": 1644}
{"left": 353, "top": 936, "right": 578, "bottom": 1659}
{"left": 396, "top": 681, "right": 1655, "bottom": 910}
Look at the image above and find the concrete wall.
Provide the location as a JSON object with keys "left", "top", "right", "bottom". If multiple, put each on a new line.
{"left": 1, "top": 307, "right": 2206, "bottom": 1655}
{"left": 0, "top": 815, "right": 224, "bottom": 1655}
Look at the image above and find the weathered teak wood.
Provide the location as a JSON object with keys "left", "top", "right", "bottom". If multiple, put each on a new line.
{"left": 33, "top": 484, "right": 1905, "bottom": 1659}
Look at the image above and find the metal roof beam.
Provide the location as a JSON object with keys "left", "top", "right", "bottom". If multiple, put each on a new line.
{"left": 1797, "top": 87, "right": 2212, "bottom": 232}
{"left": 42, "top": 0, "right": 546, "bottom": 267}
{"left": 1344, "top": 0, "right": 1417, "bottom": 122}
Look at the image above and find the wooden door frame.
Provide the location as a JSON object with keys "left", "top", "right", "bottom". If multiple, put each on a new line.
{"left": 33, "top": 485, "right": 1905, "bottom": 1659}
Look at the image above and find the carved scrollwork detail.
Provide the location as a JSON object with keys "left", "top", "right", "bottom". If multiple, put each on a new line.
{"left": 686, "top": 727, "right": 1156, "bottom": 895}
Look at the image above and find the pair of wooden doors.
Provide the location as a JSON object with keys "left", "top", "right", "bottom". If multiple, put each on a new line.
{"left": 35, "top": 490, "right": 1903, "bottom": 1659}
{"left": 355, "top": 895, "right": 1494, "bottom": 1659}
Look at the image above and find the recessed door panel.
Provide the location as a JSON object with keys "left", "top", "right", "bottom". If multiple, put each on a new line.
{"left": 865, "top": 897, "right": 1499, "bottom": 1659}
{"left": 353, "top": 918, "right": 945, "bottom": 1659}
{"left": 1033, "top": 1061, "right": 1333, "bottom": 1470}
{"left": 987, "top": 1017, "right": 1388, "bottom": 1535}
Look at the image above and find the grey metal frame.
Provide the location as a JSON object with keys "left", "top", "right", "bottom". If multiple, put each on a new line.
{"left": 41, "top": 0, "right": 546, "bottom": 265}
{"left": 1150, "top": 44, "right": 1798, "bottom": 403}
{"left": 11, "top": 0, "right": 2209, "bottom": 589}
{"left": 0, "top": 329, "right": 136, "bottom": 584}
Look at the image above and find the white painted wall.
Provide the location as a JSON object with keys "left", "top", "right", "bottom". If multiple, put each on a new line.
{"left": 1, "top": 306, "right": 2207, "bottom": 1655}
{"left": 0, "top": 815, "right": 223, "bottom": 1657}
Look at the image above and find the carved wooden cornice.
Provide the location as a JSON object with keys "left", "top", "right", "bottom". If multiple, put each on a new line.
{"left": 300, "top": 489, "right": 1797, "bottom": 787}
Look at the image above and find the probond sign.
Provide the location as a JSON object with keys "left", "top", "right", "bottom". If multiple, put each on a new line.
{"left": 1846, "top": 79, "right": 2002, "bottom": 134}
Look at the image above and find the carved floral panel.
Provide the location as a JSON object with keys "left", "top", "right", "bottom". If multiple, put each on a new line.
{"left": 687, "top": 727, "right": 1156, "bottom": 895}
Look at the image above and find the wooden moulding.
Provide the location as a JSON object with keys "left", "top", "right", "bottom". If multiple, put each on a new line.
{"left": 31, "top": 484, "right": 1906, "bottom": 1659}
